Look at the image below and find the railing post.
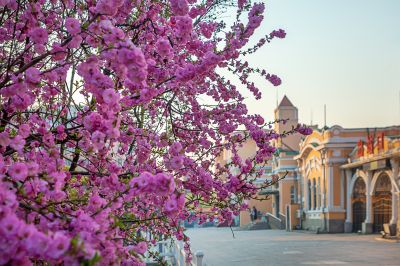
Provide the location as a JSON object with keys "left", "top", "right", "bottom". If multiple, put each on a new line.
{"left": 195, "top": 251, "right": 204, "bottom": 266}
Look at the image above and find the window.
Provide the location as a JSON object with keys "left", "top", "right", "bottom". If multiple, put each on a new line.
{"left": 290, "top": 186, "right": 296, "bottom": 204}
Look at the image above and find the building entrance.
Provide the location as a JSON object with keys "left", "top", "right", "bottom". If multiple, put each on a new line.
{"left": 353, "top": 201, "right": 365, "bottom": 232}
{"left": 373, "top": 174, "right": 392, "bottom": 233}
{"left": 352, "top": 177, "right": 366, "bottom": 232}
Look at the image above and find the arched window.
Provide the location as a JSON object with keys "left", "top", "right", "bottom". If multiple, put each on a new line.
{"left": 313, "top": 178, "right": 317, "bottom": 210}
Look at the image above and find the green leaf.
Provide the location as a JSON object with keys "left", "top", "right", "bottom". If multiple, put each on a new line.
{"left": 80, "top": 252, "right": 102, "bottom": 266}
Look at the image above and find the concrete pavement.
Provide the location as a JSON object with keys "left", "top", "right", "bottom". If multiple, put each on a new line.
{"left": 185, "top": 228, "right": 400, "bottom": 266}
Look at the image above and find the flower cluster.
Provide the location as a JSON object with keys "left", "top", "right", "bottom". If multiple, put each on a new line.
{"left": 0, "top": 0, "right": 311, "bottom": 264}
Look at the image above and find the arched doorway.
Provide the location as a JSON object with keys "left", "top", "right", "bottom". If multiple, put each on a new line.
{"left": 352, "top": 177, "right": 366, "bottom": 232}
{"left": 373, "top": 174, "right": 392, "bottom": 233}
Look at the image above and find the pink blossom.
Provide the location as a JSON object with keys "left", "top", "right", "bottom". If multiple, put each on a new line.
{"left": 51, "top": 43, "right": 67, "bottom": 61}
{"left": 68, "top": 35, "right": 82, "bottom": 49}
{"left": 0, "top": 0, "right": 11, "bottom": 7}
{"left": 169, "top": 142, "right": 182, "bottom": 155}
{"left": 92, "top": 130, "right": 106, "bottom": 150}
{"left": 238, "top": 0, "right": 247, "bottom": 9}
{"left": 65, "top": 17, "right": 81, "bottom": 35}
{"left": 164, "top": 197, "right": 178, "bottom": 212}
{"left": 95, "top": 0, "right": 124, "bottom": 16}
{"left": 47, "top": 232, "right": 70, "bottom": 259}
{"left": 26, "top": 231, "right": 50, "bottom": 256}
{"left": 0, "top": 132, "right": 10, "bottom": 147}
{"left": 84, "top": 112, "right": 103, "bottom": 132}
{"left": 0, "top": 1, "right": 293, "bottom": 264}
{"left": 26, "top": 162, "right": 39, "bottom": 176}
{"left": 132, "top": 241, "right": 147, "bottom": 254}
{"left": 18, "top": 123, "right": 31, "bottom": 138}
{"left": 156, "top": 38, "right": 172, "bottom": 58}
{"left": 170, "top": 0, "right": 189, "bottom": 16}
{"left": 0, "top": 213, "right": 21, "bottom": 237}
{"left": 17, "top": 223, "right": 35, "bottom": 243}
{"left": 88, "top": 192, "right": 106, "bottom": 211}
{"left": 24, "top": 178, "right": 47, "bottom": 197}
{"left": 155, "top": 173, "right": 175, "bottom": 194}
{"left": 25, "top": 68, "right": 41, "bottom": 84}
{"left": 255, "top": 115, "right": 264, "bottom": 125}
{"left": 8, "top": 162, "right": 28, "bottom": 181}
{"left": 297, "top": 124, "right": 313, "bottom": 135}
{"left": 102, "top": 89, "right": 120, "bottom": 104}
{"left": 270, "top": 29, "right": 286, "bottom": 39}
{"left": 29, "top": 27, "right": 48, "bottom": 45}
{"left": 170, "top": 155, "right": 183, "bottom": 170}
{"left": 174, "top": 15, "right": 192, "bottom": 41}
{"left": 266, "top": 74, "right": 282, "bottom": 86}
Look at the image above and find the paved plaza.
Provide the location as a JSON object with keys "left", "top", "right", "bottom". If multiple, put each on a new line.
{"left": 185, "top": 228, "right": 400, "bottom": 266}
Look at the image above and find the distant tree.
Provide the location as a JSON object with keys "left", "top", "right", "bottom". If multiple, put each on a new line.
{"left": 0, "top": 0, "right": 311, "bottom": 264}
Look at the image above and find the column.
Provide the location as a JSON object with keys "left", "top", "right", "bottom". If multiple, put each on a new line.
{"left": 390, "top": 158, "right": 400, "bottom": 192}
{"left": 390, "top": 189, "right": 398, "bottom": 225}
{"left": 362, "top": 171, "right": 373, "bottom": 234}
{"left": 311, "top": 180, "right": 315, "bottom": 210}
{"left": 304, "top": 178, "right": 309, "bottom": 211}
{"left": 318, "top": 178, "right": 322, "bottom": 210}
{"left": 321, "top": 152, "right": 326, "bottom": 210}
{"left": 344, "top": 169, "right": 353, "bottom": 233}
{"left": 397, "top": 192, "right": 400, "bottom": 237}
{"left": 340, "top": 170, "right": 345, "bottom": 209}
{"left": 390, "top": 158, "right": 399, "bottom": 235}
{"left": 327, "top": 163, "right": 334, "bottom": 209}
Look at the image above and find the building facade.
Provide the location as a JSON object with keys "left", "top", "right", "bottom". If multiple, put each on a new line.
{"left": 223, "top": 96, "right": 400, "bottom": 235}
{"left": 235, "top": 96, "right": 303, "bottom": 227}
{"left": 295, "top": 125, "right": 400, "bottom": 233}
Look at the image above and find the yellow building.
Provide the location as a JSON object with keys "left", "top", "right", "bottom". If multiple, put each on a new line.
{"left": 295, "top": 126, "right": 400, "bottom": 233}
{"left": 341, "top": 131, "right": 400, "bottom": 234}
{"left": 218, "top": 96, "right": 400, "bottom": 236}
{"left": 233, "top": 96, "right": 303, "bottom": 228}
{"left": 296, "top": 126, "right": 400, "bottom": 233}
{"left": 262, "top": 96, "right": 302, "bottom": 229}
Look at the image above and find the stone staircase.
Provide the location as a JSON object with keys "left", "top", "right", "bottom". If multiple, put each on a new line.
{"left": 249, "top": 221, "right": 271, "bottom": 230}
{"left": 265, "top": 213, "right": 285, "bottom": 230}
{"left": 239, "top": 220, "right": 271, "bottom": 231}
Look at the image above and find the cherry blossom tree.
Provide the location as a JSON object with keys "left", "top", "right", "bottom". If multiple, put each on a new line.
{"left": 0, "top": 0, "right": 311, "bottom": 265}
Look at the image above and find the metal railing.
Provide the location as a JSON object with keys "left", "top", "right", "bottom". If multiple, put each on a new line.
{"left": 145, "top": 239, "right": 205, "bottom": 266}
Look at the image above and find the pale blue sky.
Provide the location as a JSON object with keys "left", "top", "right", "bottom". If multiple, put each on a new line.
{"left": 235, "top": 0, "right": 400, "bottom": 128}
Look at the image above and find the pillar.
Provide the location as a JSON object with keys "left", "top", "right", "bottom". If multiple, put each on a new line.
{"left": 340, "top": 170, "right": 345, "bottom": 209}
{"left": 273, "top": 194, "right": 278, "bottom": 217}
{"left": 389, "top": 189, "right": 398, "bottom": 236}
{"left": 327, "top": 164, "right": 334, "bottom": 209}
{"left": 195, "top": 251, "right": 204, "bottom": 266}
{"left": 344, "top": 169, "right": 353, "bottom": 233}
{"left": 397, "top": 192, "right": 400, "bottom": 237}
{"left": 304, "top": 178, "right": 309, "bottom": 211}
{"left": 320, "top": 150, "right": 327, "bottom": 210}
{"left": 390, "top": 158, "right": 399, "bottom": 235}
{"left": 390, "top": 190, "right": 398, "bottom": 224}
{"left": 311, "top": 180, "right": 315, "bottom": 210}
{"left": 390, "top": 158, "right": 399, "bottom": 190}
{"left": 362, "top": 171, "right": 373, "bottom": 234}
